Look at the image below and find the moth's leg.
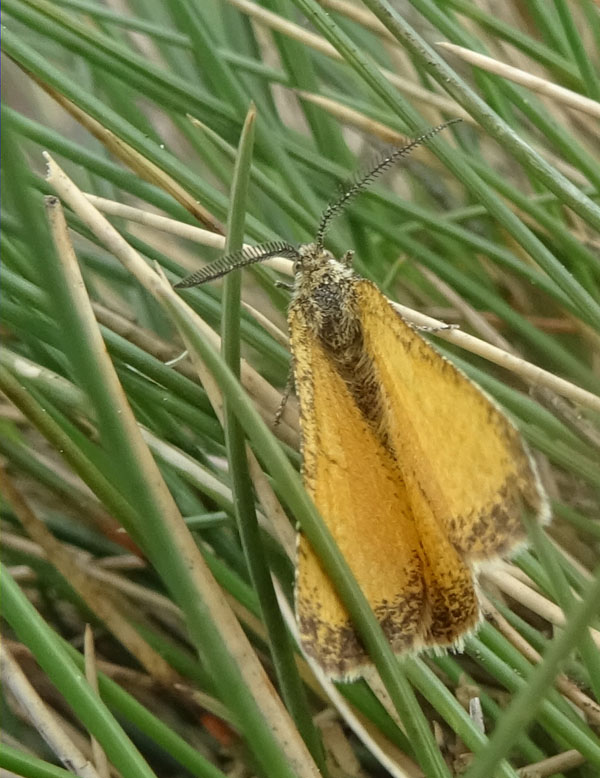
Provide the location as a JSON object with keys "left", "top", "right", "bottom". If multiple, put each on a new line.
{"left": 275, "top": 280, "right": 294, "bottom": 291}
{"left": 274, "top": 369, "right": 295, "bottom": 428}
{"left": 415, "top": 322, "right": 459, "bottom": 333}
{"left": 340, "top": 250, "right": 354, "bottom": 267}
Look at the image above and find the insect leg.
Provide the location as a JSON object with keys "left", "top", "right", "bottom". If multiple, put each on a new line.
{"left": 275, "top": 280, "right": 294, "bottom": 291}
{"left": 274, "top": 369, "right": 295, "bottom": 428}
{"left": 414, "top": 322, "right": 459, "bottom": 334}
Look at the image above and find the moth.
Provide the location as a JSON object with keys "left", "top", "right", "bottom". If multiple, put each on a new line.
{"left": 176, "top": 121, "right": 549, "bottom": 679}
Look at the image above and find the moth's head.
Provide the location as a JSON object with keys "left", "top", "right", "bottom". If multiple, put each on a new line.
{"left": 292, "top": 242, "right": 353, "bottom": 288}
{"left": 289, "top": 243, "right": 356, "bottom": 327}
{"left": 294, "top": 243, "right": 333, "bottom": 273}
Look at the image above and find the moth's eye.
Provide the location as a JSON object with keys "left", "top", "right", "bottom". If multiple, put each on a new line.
{"left": 293, "top": 259, "right": 302, "bottom": 274}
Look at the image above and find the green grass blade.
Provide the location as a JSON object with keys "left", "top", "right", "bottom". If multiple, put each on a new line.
{"left": 219, "top": 105, "right": 327, "bottom": 771}
{"left": 553, "top": 0, "right": 600, "bottom": 99}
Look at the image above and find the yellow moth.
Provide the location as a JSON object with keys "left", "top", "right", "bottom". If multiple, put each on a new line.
{"left": 176, "top": 122, "right": 549, "bottom": 680}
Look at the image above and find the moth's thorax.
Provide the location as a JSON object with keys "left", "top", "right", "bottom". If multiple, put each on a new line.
{"left": 291, "top": 243, "right": 359, "bottom": 350}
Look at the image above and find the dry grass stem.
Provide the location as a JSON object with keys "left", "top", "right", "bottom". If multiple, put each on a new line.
{"left": 84, "top": 194, "right": 227, "bottom": 246}
{"left": 483, "top": 567, "right": 600, "bottom": 648}
{"left": 517, "top": 749, "right": 586, "bottom": 777}
{"left": 84, "top": 627, "right": 111, "bottom": 778}
{"left": 0, "top": 644, "right": 102, "bottom": 778}
{"left": 438, "top": 42, "right": 600, "bottom": 119}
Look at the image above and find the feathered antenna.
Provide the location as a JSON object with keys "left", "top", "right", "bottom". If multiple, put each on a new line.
{"left": 314, "top": 118, "right": 462, "bottom": 249}
{"left": 175, "top": 240, "right": 299, "bottom": 288}
{"left": 174, "top": 120, "right": 461, "bottom": 289}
